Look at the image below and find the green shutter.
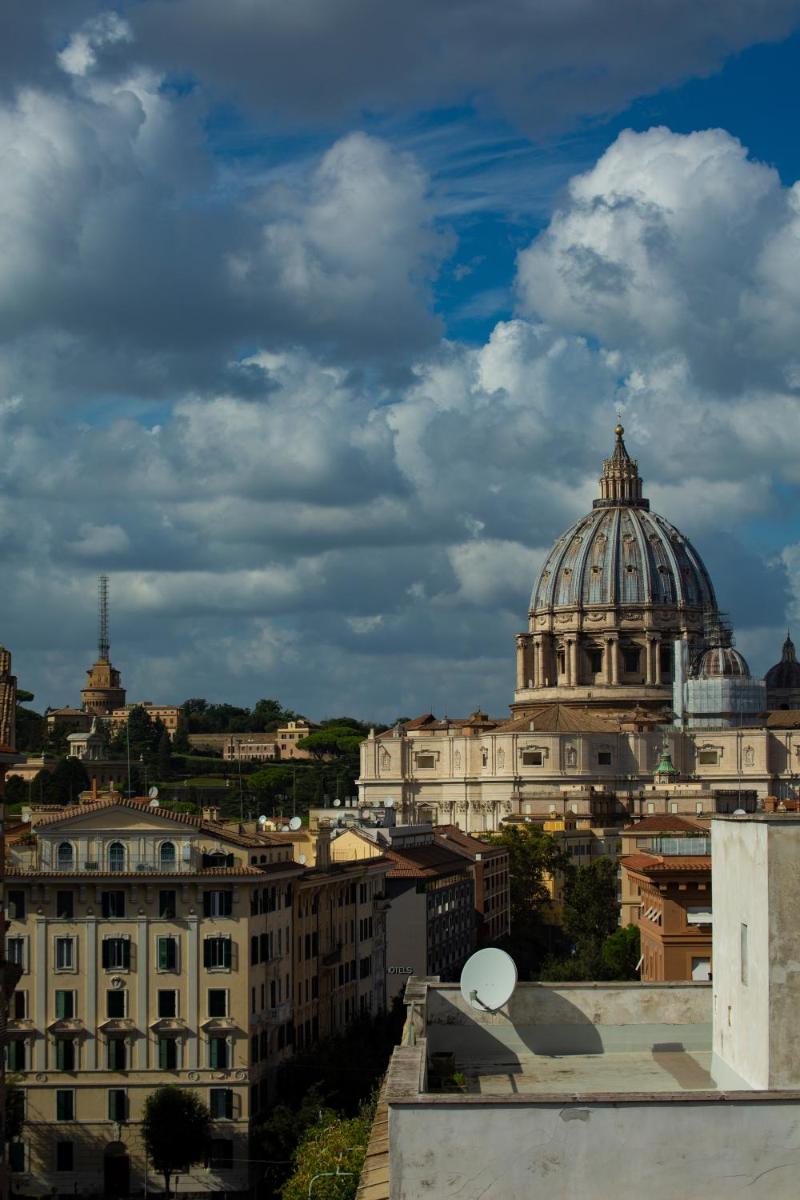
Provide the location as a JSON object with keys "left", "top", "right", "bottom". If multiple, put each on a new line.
{"left": 55, "top": 991, "right": 66, "bottom": 1019}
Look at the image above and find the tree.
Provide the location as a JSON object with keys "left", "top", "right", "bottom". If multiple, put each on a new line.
{"left": 486, "top": 824, "right": 571, "bottom": 928}
{"left": 42, "top": 758, "right": 90, "bottom": 805}
{"left": 14, "top": 703, "right": 45, "bottom": 752}
{"left": 2, "top": 774, "right": 26, "bottom": 808}
{"left": 142, "top": 1086, "right": 210, "bottom": 1196}
{"left": 296, "top": 727, "right": 364, "bottom": 760}
{"left": 562, "top": 857, "right": 620, "bottom": 953}
{"left": 280, "top": 1108, "right": 371, "bottom": 1200}
{"left": 156, "top": 728, "right": 173, "bottom": 780}
{"left": 601, "top": 924, "right": 641, "bottom": 980}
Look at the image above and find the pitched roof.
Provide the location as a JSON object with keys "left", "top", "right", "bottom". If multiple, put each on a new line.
{"left": 6, "top": 864, "right": 269, "bottom": 879}
{"left": 620, "top": 853, "right": 712, "bottom": 877}
{"left": 384, "top": 843, "right": 471, "bottom": 879}
{"left": 496, "top": 705, "right": 620, "bottom": 733}
{"left": 622, "top": 815, "right": 709, "bottom": 834}
{"left": 766, "top": 709, "right": 800, "bottom": 728}
{"left": 433, "top": 825, "right": 506, "bottom": 858}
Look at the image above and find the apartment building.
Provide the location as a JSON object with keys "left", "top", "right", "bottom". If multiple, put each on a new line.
{"left": 1, "top": 744, "right": 24, "bottom": 1200}
{"left": 4, "top": 798, "right": 303, "bottom": 1197}
{"left": 620, "top": 850, "right": 712, "bottom": 981}
{"left": 432, "top": 825, "right": 510, "bottom": 945}
{"left": 293, "top": 831, "right": 390, "bottom": 1047}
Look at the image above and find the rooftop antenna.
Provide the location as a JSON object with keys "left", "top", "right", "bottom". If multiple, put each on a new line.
{"left": 98, "top": 574, "right": 110, "bottom": 661}
{"left": 459, "top": 948, "right": 517, "bottom": 1014}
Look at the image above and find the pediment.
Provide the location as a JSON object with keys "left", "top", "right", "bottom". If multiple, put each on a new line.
{"left": 39, "top": 803, "right": 196, "bottom": 836}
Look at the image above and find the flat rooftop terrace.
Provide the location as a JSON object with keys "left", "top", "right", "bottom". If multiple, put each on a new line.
{"left": 465, "top": 1045, "right": 717, "bottom": 1095}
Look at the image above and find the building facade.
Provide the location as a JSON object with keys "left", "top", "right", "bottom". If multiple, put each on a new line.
{"left": 3, "top": 799, "right": 389, "bottom": 1197}
{"left": 0, "top": 648, "right": 16, "bottom": 752}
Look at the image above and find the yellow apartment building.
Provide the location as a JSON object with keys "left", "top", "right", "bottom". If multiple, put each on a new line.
{"left": 4, "top": 798, "right": 303, "bottom": 1197}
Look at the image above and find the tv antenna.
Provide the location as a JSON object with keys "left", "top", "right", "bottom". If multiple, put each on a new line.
{"left": 459, "top": 948, "right": 517, "bottom": 1014}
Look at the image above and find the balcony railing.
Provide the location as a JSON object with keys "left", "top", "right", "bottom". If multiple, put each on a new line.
{"left": 9, "top": 846, "right": 231, "bottom": 874}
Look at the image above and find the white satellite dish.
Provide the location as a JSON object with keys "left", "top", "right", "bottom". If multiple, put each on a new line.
{"left": 298, "top": 853, "right": 307, "bottom": 865}
{"left": 733, "top": 808, "right": 747, "bottom": 816}
{"left": 333, "top": 798, "right": 342, "bottom": 807}
{"left": 281, "top": 825, "right": 290, "bottom": 832}
{"left": 148, "top": 786, "right": 159, "bottom": 799}
{"left": 460, "top": 948, "right": 517, "bottom": 1014}
{"left": 361, "top": 808, "right": 371, "bottom": 820}
{"left": 289, "top": 816, "right": 302, "bottom": 831}
{"left": 384, "top": 797, "right": 395, "bottom": 808}
{"left": 257, "top": 815, "right": 268, "bottom": 828}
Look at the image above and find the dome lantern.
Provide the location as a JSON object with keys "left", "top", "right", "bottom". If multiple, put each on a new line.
{"left": 595, "top": 424, "right": 648, "bottom": 509}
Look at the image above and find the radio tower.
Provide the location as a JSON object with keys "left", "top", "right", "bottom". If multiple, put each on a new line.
{"left": 81, "top": 574, "right": 126, "bottom": 715}
{"left": 98, "top": 574, "right": 110, "bottom": 662}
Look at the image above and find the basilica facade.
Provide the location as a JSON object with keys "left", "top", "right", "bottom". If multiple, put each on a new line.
{"left": 358, "top": 427, "right": 800, "bottom": 832}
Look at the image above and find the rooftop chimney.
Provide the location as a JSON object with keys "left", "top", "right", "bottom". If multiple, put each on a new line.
{"left": 317, "top": 820, "right": 332, "bottom": 869}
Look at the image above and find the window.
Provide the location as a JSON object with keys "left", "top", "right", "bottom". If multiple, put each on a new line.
{"left": 158, "top": 890, "right": 176, "bottom": 919}
{"left": 158, "top": 1036, "right": 178, "bottom": 1069}
{"left": 102, "top": 938, "right": 130, "bottom": 970}
{"left": 521, "top": 750, "right": 543, "bottom": 766}
{"left": 56, "top": 1089, "right": 74, "bottom": 1120}
{"left": 55, "top": 1141, "right": 74, "bottom": 1172}
{"left": 699, "top": 749, "right": 719, "bottom": 765}
{"left": 203, "top": 890, "right": 233, "bottom": 918}
{"left": 9, "top": 1142, "right": 25, "bottom": 1173}
{"left": 157, "top": 935, "right": 178, "bottom": 972}
{"left": 415, "top": 753, "right": 435, "bottom": 768}
{"left": 691, "top": 957, "right": 711, "bottom": 982}
{"left": 209, "top": 1138, "right": 234, "bottom": 1170}
{"left": 7, "top": 937, "right": 25, "bottom": 969}
{"left": 108, "top": 1089, "right": 127, "bottom": 1122}
{"left": 208, "top": 989, "right": 228, "bottom": 1017}
{"left": 56, "top": 842, "right": 74, "bottom": 870}
{"left": 740, "top": 922, "right": 748, "bottom": 986}
{"left": 210, "top": 1088, "right": 233, "bottom": 1119}
{"left": 623, "top": 647, "right": 641, "bottom": 673}
{"left": 204, "top": 936, "right": 232, "bottom": 970}
{"left": 56, "top": 890, "right": 74, "bottom": 920}
{"left": 55, "top": 990, "right": 75, "bottom": 1019}
{"left": 55, "top": 937, "right": 75, "bottom": 971}
{"left": 208, "top": 1037, "right": 228, "bottom": 1069}
{"left": 597, "top": 751, "right": 612, "bottom": 766}
{"left": 56, "top": 1038, "right": 76, "bottom": 1071}
{"left": 588, "top": 648, "right": 603, "bottom": 674}
{"left": 7, "top": 890, "right": 25, "bottom": 920}
{"left": 159, "top": 841, "right": 177, "bottom": 870}
{"left": 101, "top": 891, "right": 126, "bottom": 919}
{"left": 107, "top": 1038, "right": 127, "bottom": 1071}
{"left": 158, "top": 990, "right": 177, "bottom": 1018}
{"left": 12, "top": 991, "right": 27, "bottom": 1019}
{"left": 108, "top": 842, "right": 126, "bottom": 872}
{"left": 106, "top": 990, "right": 126, "bottom": 1018}
{"left": 690, "top": 902, "right": 714, "bottom": 926}
{"left": 7, "top": 1039, "right": 26, "bottom": 1071}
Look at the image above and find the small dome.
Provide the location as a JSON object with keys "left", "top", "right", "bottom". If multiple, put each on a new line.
{"left": 697, "top": 646, "right": 751, "bottom": 678}
{"left": 765, "top": 635, "right": 800, "bottom": 690}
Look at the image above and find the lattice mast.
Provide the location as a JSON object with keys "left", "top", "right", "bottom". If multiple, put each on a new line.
{"left": 98, "top": 574, "right": 110, "bottom": 662}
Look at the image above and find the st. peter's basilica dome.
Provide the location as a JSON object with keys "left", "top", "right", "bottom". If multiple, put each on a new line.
{"left": 514, "top": 425, "right": 720, "bottom": 713}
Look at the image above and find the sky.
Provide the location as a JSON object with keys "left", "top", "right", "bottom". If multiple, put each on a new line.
{"left": 4, "top": 1, "right": 800, "bottom": 723}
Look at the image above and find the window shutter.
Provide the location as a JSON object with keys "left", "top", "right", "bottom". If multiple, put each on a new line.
{"left": 56, "top": 992, "right": 66, "bottom": 1019}
{"left": 56, "top": 1041, "right": 65, "bottom": 1071}
{"left": 203, "top": 892, "right": 212, "bottom": 918}
{"left": 203, "top": 940, "right": 211, "bottom": 968}
{"left": 122, "top": 940, "right": 131, "bottom": 970}
{"left": 102, "top": 940, "right": 110, "bottom": 969}
{"left": 226, "top": 1089, "right": 233, "bottom": 1119}
{"left": 158, "top": 1038, "right": 168, "bottom": 1070}
{"left": 223, "top": 890, "right": 232, "bottom": 915}
{"left": 223, "top": 939, "right": 232, "bottom": 969}
{"left": 209, "top": 1038, "right": 219, "bottom": 1069}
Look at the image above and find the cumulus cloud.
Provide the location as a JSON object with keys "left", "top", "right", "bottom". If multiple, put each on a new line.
{"left": 58, "top": 13, "right": 132, "bottom": 77}
{"left": 516, "top": 126, "right": 800, "bottom": 392}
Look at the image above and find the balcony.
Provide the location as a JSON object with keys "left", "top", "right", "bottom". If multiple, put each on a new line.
{"left": 321, "top": 943, "right": 343, "bottom": 967}
{"left": 9, "top": 845, "right": 236, "bottom": 875}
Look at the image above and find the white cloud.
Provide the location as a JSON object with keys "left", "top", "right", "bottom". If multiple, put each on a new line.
{"left": 68, "top": 523, "right": 130, "bottom": 558}
{"left": 516, "top": 126, "right": 800, "bottom": 393}
{"left": 58, "top": 13, "right": 132, "bottom": 77}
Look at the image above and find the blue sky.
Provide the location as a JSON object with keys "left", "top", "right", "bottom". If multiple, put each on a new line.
{"left": 3, "top": 2, "right": 800, "bottom": 721}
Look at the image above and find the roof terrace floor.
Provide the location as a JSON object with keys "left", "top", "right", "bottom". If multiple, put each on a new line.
{"left": 463, "top": 1047, "right": 724, "bottom": 1096}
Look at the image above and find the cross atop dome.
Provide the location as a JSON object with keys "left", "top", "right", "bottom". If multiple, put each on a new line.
{"left": 594, "top": 422, "right": 649, "bottom": 509}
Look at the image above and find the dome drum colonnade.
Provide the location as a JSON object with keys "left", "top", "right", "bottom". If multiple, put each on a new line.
{"left": 514, "top": 426, "right": 718, "bottom": 713}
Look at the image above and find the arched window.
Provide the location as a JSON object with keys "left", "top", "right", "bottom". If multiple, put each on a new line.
{"left": 57, "top": 842, "right": 74, "bottom": 869}
{"left": 108, "top": 842, "right": 126, "bottom": 872}
{"left": 159, "top": 841, "right": 176, "bottom": 870}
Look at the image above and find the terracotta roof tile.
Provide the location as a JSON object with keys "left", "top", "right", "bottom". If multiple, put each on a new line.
{"left": 384, "top": 843, "right": 471, "bottom": 879}
{"left": 622, "top": 815, "right": 709, "bottom": 834}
